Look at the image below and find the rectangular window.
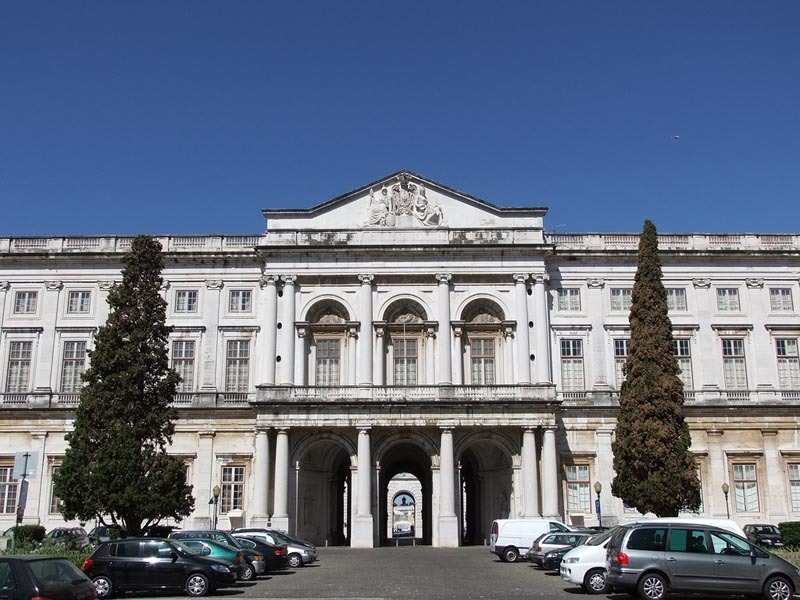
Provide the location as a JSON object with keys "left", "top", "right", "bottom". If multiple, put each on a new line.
{"left": 560, "top": 339, "right": 585, "bottom": 391}
{"left": 175, "top": 290, "right": 198, "bottom": 313}
{"left": 220, "top": 466, "right": 245, "bottom": 513}
{"left": 67, "top": 291, "right": 91, "bottom": 314}
{"left": 722, "top": 338, "right": 747, "bottom": 389}
{"left": 776, "top": 339, "right": 800, "bottom": 390}
{"left": 558, "top": 289, "right": 581, "bottom": 312}
{"left": 789, "top": 464, "right": 800, "bottom": 511}
{"left": 6, "top": 341, "right": 33, "bottom": 393}
{"left": 717, "top": 288, "right": 740, "bottom": 312}
{"left": 770, "top": 288, "right": 794, "bottom": 312}
{"left": 228, "top": 290, "right": 252, "bottom": 313}
{"left": 60, "top": 341, "right": 87, "bottom": 393}
{"left": 614, "top": 339, "right": 628, "bottom": 387}
{"left": 393, "top": 338, "right": 418, "bottom": 385}
{"left": 172, "top": 341, "right": 196, "bottom": 392}
{"left": 224, "top": 340, "right": 249, "bottom": 392}
{"left": 673, "top": 339, "right": 694, "bottom": 390}
{"left": 666, "top": 288, "right": 688, "bottom": 311}
{"left": 565, "top": 465, "right": 591, "bottom": 513}
{"left": 50, "top": 465, "right": 61, "bottom": 514}
{"left": 0, "top": 466, "right": 17, "bottom": 514}
{"left": 315, "top": 339, "right": 340, "bottom": 386}
{"left": 470, "top": 338, "right": 496, "bottom": 385}
{"left": 610, "top": 288, "right": 632, "bottom": 311}
{"left": 733, "top": 463, "right": 759, "bottom": 512}
{"left": 14, "top": 291, "right": 37, "bottom": 314}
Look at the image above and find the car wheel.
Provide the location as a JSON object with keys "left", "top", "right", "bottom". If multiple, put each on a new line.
{"left": 638, "top": 572, "right": 668, "bottom": 600}
{"left": 185, "top": 573, "right": 210, "bottom": 597}
{"left": 764, "top": 576, "right": 794, "bottom": 600}
{"left": 583, "top": 568, "right": 609, "bottom": 594}
{"left": 501, "top": 547, "right": 519, "bottom": 563}
{"left": 287, "top": 553, "right": 303, "bottom": 568}
{"left": 239, "top": 562, "right": 256, "bottom": 581}
{"left": 93, "top": 575, "right": 113, "bottom": 599}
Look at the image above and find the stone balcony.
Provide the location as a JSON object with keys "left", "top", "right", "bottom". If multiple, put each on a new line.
{"left": 548, "top": 233, "right": 800, "bottom": 252}
{"left": 558, "top": 388, "right": 800, "bottom": 406}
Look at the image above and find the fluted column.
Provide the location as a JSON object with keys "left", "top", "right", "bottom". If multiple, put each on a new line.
{"left": 541, "top": 427, "right": 559, "bottom": 517}
{"left": 438, "top": 427, "right": 459, "bottom": 546}
{"left": 352, "top": 428, "right": 374, "bottom": 547}
{"left": 357, "top": 275, "right": 374, "bottom": 385}
{"left": 522, "top": 429, "right": 540, "bottom": 517}
{"left": 436, "top": 273, "right": 453, "bottom": 385}
{"left": 513, "top": 273, "right": 532, "bottom": 384}
{"left": 279, "top": 276, "right": 296, "bottom": 385}
{"left": 252, "top": 428, "right": 271, "bottom": 523}
{"left": 272, "top": 429, "right": 290, "bottom": 532}
{"left": 532, "top": 273, "right": 552, "bottom": 383}
{"left": 260, "top": 276, "right": 278, "bottom": 385}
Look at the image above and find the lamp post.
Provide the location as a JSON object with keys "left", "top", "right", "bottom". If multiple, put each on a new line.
{"left": 209, "top": 485, "right": 221, "bottom": 530}
{"left": 594, "top": 481, "right": 603, "bottom": 528}
{"left": 721, "top": 483, "right": 730, "bottom": 519}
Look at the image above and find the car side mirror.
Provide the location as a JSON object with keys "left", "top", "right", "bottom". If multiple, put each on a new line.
{"left": 202, "top": 547, "right": 211, "bottom": 556}
{"left": 170, "top": 552, "right": 179, "bottom": 562}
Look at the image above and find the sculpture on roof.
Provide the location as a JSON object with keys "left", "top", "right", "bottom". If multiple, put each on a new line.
{"left": 363, "top": 174, "right": 445, "bottom": 228}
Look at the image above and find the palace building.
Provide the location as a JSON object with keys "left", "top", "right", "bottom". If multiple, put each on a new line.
{"left": 1, "top": 171, "right": 800, "bottom": 546}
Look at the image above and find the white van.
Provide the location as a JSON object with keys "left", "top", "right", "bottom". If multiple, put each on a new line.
{"left": 490, "top": 518, "right": 573, "bottom": 562}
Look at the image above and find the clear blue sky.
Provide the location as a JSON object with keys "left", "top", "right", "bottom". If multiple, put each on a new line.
{"left": 2, "top": 1, "right": 799, "bottom": 236}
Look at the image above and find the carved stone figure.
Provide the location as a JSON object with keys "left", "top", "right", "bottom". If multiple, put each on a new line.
{"left": 365, "top": 187, "right": 390, "bottom": 227}
{"left": 362, "top": 173, "right": 445, "bottom": 228}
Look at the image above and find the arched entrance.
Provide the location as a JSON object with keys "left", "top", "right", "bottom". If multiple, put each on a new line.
{"left": 388, "top": 482, "right": 420, "bottom": 539}
{"left": 377, "top": 441, "right": 433, "bottom": 546}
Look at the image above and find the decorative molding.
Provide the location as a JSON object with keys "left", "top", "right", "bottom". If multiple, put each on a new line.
{"left": 55, "top": 326, "right": 98, "bottom": 333}
{"left": 745, "top": 278, "right": 764, "bottom": 289}
{"left": 160, "top": 281, "right": 170, "bottom": 291}
{"left": 206, "top": 280, "right": 224, "bottom": 290}
{"left": 281, "top": 275, "right": 297, "bottom": 285}
{"left": 98, "top": 281, "right": 115, "bottom": 291}
{"left": 0, "top": 281, "right": 9, "bottom": 291}
{"left": 172, "top": 326, "right": 207, "bottom": 333}
{"left": 692, "top": 278, "right": 712, "bottom": 289}
{"left": 585, "top": 278, "right": 605, "bottom": 289}
{"left": 259, "top": 274, "right": 279, "bottom": 288}
{"left": 218, "top": 325, "right": 260, "bottom": 333}
{"left": 358, "top": 274, "right": 374, "bottom": 285}
{"left": 45, "top": 281, "right": 63, "bottom": 291}
{"left": 710, "top": 324, "right": 753, "bottom": 335}
{"left": 435, "top": 273, "right": 452, "bottom": 284}
{"left": 531, "top": 273, "right": 550, "bottom": 285}
{"left": 1, "top": 327, "right": 44, "bottom": 333}
{"left": 512, "top": 273, "right": 529, "bottom": 284}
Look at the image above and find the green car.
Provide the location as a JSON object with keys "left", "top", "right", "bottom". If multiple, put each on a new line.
{"left": 180, "top": 539, "right": 247, "bottom": 579}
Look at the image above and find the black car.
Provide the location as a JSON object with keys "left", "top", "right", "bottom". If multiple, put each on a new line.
{"left": 233, "top": 536, "right": 289, "bottom": 572}
{"left": 541, "top": 546, "right": 572, "bottom": 570}
{"left": 82, "top": 538, "right": 237, "bottom": 598}
{"left": 744, "top": 523, "right": 785, "bottom": 548}
{"left": 0, "top": 556, "right": 96, "bottom": 600}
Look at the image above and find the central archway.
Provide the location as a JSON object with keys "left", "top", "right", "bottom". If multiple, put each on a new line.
{"left": 377, "top": 441, "right": 433, "bottom": 546}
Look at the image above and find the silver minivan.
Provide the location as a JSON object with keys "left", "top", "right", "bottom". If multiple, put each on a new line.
{"left": 606, "top": 521, "right": 800, "bottom": 600}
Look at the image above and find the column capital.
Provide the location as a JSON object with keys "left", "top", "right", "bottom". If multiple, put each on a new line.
{"left": 281, "top": 275, "right": 297, "bottom": 285}
{"left": 0, "top": 281, "right": 9, "bottom": 291}
{"left": 99, "top": 280, "right": 116, "bottom": 291}
{"left": 512, "top": 273, "right": 529, "bottom": 284}
{"left": 259, "top": 274, "right": 279, "bottom": 288}
{"left": 205, "top": 280, "right": 224, "bottom": 290}
{"left": 276, "top": 427, "right": 290, "bottom": 434}
{"left": 435, "top": 273, "right": 452, "bottom": 284}
{"left": 254, "top": 426, "right": 271, "bottom": 435}
{"left": 531, "top": 273, "right": 550, "bottom": 285}
{"left": 746, "top": 278, "right": 764, "bottom": 289}
{"left": 356, "top": 426, "right": 372, "bottom": 433}
{"left": 693, "top": 278, "right": 712, "bottom": 289}
{"left": 198, "top": 430, "right": 216, "bottom": 439}
{"left": 586, "top": 277, "right": 605, "bottom": 289}
{"left": 45, "top": 280, "right": 63, "bottom": 291}
{"left": 358, "top": 274, "right": 375, "bottom": 284}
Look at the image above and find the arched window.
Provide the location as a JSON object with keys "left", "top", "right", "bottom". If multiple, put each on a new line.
{"left": 385, "top": 302, "right": 428, "bottom": 385}
{"left": 307, "top": 302, "right": 351, "bottom": 386}
{"left": 461, "top": 301, "right": 507, "bottom": 385}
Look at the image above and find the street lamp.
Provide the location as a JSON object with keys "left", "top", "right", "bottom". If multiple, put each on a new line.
{"left": 721, "top": 483, "right": 730, "bottom": 519}
{"left": 209, "top": 485, "right": 221, "bottom": 529}
{"left": 594, "top": 481, "right": 603, "bottom": 528}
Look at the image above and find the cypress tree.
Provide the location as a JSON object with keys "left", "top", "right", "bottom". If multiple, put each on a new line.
{"left": 54, "top": 236, "right": 194, "bottom": 534}
{"left": 611, "top": 220, "right": 701, "bottom": 516}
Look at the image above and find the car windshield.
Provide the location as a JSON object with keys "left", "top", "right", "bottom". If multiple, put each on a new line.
{"left": 757, "top": 526, "right": 780, "bottom": 535}
{"left": 170, "top": 540, "right": 199, "bottom": 556}
{"left": 585, "top": 526, "right": 617, "bottom": 546}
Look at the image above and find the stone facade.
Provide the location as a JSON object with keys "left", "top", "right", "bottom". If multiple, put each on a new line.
{"left": 1, "top": 171, "right": 800, "bottom": 547}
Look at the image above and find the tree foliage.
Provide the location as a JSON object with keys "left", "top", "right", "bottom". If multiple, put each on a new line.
{"left": 54, "top": 236, "right": 194, "bottom": 534}
{"left": 611, "top": 220, "right": 701, "bottom": 517}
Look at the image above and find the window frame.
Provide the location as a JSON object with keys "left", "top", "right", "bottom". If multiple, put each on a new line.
{"left": 13, "top": 290, "right": 38, "bottom": 315}
{"left": 224, "top": 339, "right": 250, "bottom": 393}
{"left": 560, "top": 338, "right": 585, "bottom": 391}
{"left": 60, "top": 340, "right": 88, "bottom": 393}
{"left": 172, "top": 339, "right": 197, "bottom": 393}
{"left": 557, "top": 288, "right": 581, "bottom": 312}
{"left": 174, "top": 289, "right": 199, "bottom": 314}
{"left": 769, "top": 288, "right": 794, "bottom": 312}
{"left": 666, "top": 288, "right": 688, "bottom": 312}
{"left": 610, "top": 288, "right": 633, "bottom": 312}
{"left": 66, "top": 290, "right": 92, "bottom": 315}
{"left": 564, "top": 464, "right": 591, "bottom": 514}
{"left": 468, "top": 336, "right": 497, "bottom": 385}
{"left": 0, "top": 464, "right": 17, "bottom": 514}
{"left": 716, "top": 288, "right": 741, "bottom": 312}
{"left": 220, "top": 465, "right": 246, "bottom": 514}
{"left": 721, "top": 337, "right": 748, "bottom": 390}
{"left": 732, "top": 462, "right": 760, "bottom": 513}
{"left": 228, "top": 289, "right": 253, "bottom": 314}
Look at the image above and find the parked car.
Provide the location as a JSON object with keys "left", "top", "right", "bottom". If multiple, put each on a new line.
{"left": 41, "top": 528, "right": 92, "bottom": 551}
{"left": 168, "top": 531, "right": 262, "bottom": 580}
{"left": 606, "top": 521, "right": 800, "bottom": 600}
{"left": 232, "top": 536, "right": 289, "bottom": 572}
{"left": 541, "top": 545, "right": 574, "bottom": 571}
{"left": 143, "top": 525, "right": 181, "bottom": 538}
{"left": 178, "top": 539, "right": 249, "bottom": 580}
{"left": 560, "top": 526, "right": 618, "bottom": 594}
{"left": 490, "top": 518, "right": 574, "bottom": 562}
{"left": 82, "top": 537, "right": 237, "bottom": 598}
{"left": 528, "top": 531, "right": 593, "bottom": 566}
{"left": 744, "top": 523, "right": 785, "bottom": 548}
{"left": 87, "top": 526, "right": 125, "bottom": 544}
{"left": 231, "top": 529, "right": 317, "bottom": 568}
{"left": 0, "top": 555, "right": 96, "bottom": 600}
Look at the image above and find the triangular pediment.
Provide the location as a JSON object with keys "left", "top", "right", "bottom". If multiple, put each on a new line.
{"left": 262, "top": 170, "right": 546, "bottom": 231}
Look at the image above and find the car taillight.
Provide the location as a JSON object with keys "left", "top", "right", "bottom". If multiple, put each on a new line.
{"left": 235, "top": 555, "right": 242, "bottom": 564}
{"left": 534, "top": 545, "right": 541, "bottom": 552}
{"left": 253, "top": 554, "right": 261, "bottom": 561}
{"left": 274, "top": 548, "right": 284, "bottom": 556}
{"left": 82, "top": 558, "right": 94, "bottom": 571}
{"left": 616, "top": 552, "right": 629, "bottom": 566}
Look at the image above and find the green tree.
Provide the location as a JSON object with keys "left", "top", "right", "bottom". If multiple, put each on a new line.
{"left": 54, "top": 236, "right": 194, "bottom": 534}
{"left": 611, "top": 220, "right": 701, "bottom": 516}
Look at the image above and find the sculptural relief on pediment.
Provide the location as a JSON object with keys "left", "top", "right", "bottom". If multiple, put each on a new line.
{"left": 364, "top": 172, "right": 445, "bottom": 228}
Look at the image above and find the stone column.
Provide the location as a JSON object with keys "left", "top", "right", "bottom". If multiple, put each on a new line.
{"left": 513, "top": 274, "right": 532, "bottom": 384}
{"left": 352, "top": 428, "right": 374, "bottom": 547}
{"left": 357, "top": 275, "right": 374, "bottom": 385}
{"left": 762, "top": 430, "right": 787, "bottom": 519}
{"left": 436, "top": 274, "right": 453, "bottom": 385}
{"left": 201, "top": 281, "right": 223, "bottom": 391}
{"left": 251, "top": 427, "right": 271, "bottom": 524}
{"left": 259, "top": 276, "right": 278, "bottom": 385}
{"left": 272, "top": 429, "right": 290, "bottom": 531}
{"left": 374, "top": 326, "right": 386, "bottom": 386}
{"left": 438, "top": 427, "right": 460, "bottom": 546}
{"left": 348, "top": 328, "right": 358, "bottom": 385}
{"left": 425, "top": 327, "right": 436, "bottom": 385}
{"left": 532, "top": 273, "right": 552, "bottom": 383}
{"left": 195, "top": 431, "right": 216, "bottom": 528}
{"left": 522, "top": 429, "right": 540, "bottom": 517}
{"left": 706, "top": 429, "right": 726, "bottom": 517}
{"left": 541, "top": 427, "right": 559, "bottom": 517}
{"left": 34, "top": 281, "right": 62, "bottom": 392}
{"left": 279, "top": 276, "right": 296, "bottom": 385}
